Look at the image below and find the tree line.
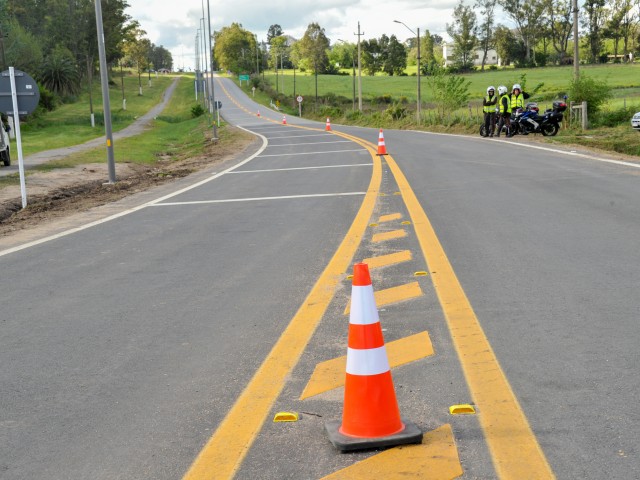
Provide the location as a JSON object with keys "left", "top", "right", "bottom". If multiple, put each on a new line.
{"left": 213, "top": 0, "right": 640, "bottom": 78}
{"left": 0, "top": 0, "right": 172, "bottom": 107}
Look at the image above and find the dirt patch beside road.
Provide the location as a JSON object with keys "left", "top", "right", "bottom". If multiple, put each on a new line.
{"left": 0, "top": 127, "right": 256, "bottom": 239}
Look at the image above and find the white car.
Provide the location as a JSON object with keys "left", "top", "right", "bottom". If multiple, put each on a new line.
{"left": 632, "top": 112, "right": 640, "bottom": 131}
{"left": 0, "top": 117, "right": 10, "bottom": 166}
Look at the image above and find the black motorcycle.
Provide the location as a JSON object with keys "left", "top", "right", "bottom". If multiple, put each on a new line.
{"left": 511, "top": 101, "right": 567, "bottom": 137}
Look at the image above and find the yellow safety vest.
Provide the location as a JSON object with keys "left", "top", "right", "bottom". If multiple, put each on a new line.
{"left": 510, "top": 93, "right": 524, "bottom": 110}
{"left": 499, "top": 94, "right": 511, "bottom": 114}
{"left": 483, "top": 95, "right": 496, "bottom": 113}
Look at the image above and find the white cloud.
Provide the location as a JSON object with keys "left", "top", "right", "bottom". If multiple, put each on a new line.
{"left": 126, "top": 0, "right": 459, "bottom": 70}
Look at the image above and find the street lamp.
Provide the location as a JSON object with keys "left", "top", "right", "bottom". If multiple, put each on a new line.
{"left": 354, "top": 22, "right": 364, "bottom": 112}
{"left": 394, "top": 20, "right": 421, "bottom": 123}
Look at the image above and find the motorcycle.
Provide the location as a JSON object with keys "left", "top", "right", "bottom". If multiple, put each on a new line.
{"left": 511, "top": 101, "right": 567, "bottom": 137}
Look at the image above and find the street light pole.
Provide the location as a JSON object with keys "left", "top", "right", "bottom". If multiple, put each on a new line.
{"left": 94, "top": 0, "right": 116, "bottom": 183}
{"left": 206, "top": 0, "right": 219, "bottom": 137}
{"left": 394, "top": 20, "right": 421, "bottom": 123}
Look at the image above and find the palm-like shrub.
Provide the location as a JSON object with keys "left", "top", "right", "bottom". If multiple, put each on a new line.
{"left": 38, "top": 49, "right": 80, "bottom": 97}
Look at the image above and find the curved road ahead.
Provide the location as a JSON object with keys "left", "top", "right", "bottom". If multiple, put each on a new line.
{"left": 1, "top": 76, "right": 639, "bottom": 480}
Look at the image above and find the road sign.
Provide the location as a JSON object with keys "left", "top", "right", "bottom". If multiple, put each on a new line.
{"left": 0, "top": 69, "right": 40, "bottom": 115}
{"left": 297, "top": 95, "right": 303, "bottom": 103}
{"left": 239, "top": 74, "right": 250, "bottom": 81}
{"left": 215, "top": 100, "right": 222, "bottom": 110}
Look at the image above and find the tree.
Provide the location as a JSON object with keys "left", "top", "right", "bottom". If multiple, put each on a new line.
{"left": 267, "top": 24, "right": 283, "bottom": 43}
{"left": 213, "top": 23, "right": 257, "bottom": 74}
{"left": 475, "top": 0, "right": 498, "bottom": 70}
{"left": 297, "top": 22, "right": 330, "bottom": 73}
{"left": 361, "top": 38, "right": 383, "bottom": 75}
{"left": 123, "top": 27, "right": 151, "bottom": 94}
{"left": 499, "top": 0, "right": 546, "bottom": 63}
{"left": 3, "top": 19, "right": 43, "bottom": 74}
{"left": 582, "top": 0, "right": 607, "bottom": 63}
{"left": 427, "top": 69, "right": 471, "bottom": 118}
{"left": 604, "top": 0, "right": 633, "bottom": 61}
{"left": 39, "top": 46, "right": 81, "bottom": 96}
{"left": 493, "top": 24, "right": 518, "bottom": 65}
{"left": 446, "top": 0, "right": 479, "bottom": 69}
{"left": 381, "top": 35, "right": 407, "bottom": 75}
{"left": 544, "top": 0, "right": 573, "bottom": 64}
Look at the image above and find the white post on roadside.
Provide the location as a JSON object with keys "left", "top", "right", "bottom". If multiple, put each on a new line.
{"left": 9, "top": 66, "right": 26, "bottom": 208}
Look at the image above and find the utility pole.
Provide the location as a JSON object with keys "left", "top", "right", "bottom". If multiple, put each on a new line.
{"left": 354, "top": 22, "right": 364, "bottom": 112}
{"left": 94, "top": 0, "right": 116, "bottom": 183}
{"left": 206, "top": 0, "right": 219, "bottom": 138}
{"left": 572, "top": 0, "right": 579, "bottom": 80}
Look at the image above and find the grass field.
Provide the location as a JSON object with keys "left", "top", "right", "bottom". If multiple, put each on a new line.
{"left": 37, "top": 75, "right": 209, "bottom": 169}
{"left": 19, "top": 73, "right": 178, "bottom": 156}
{"left": 259, "top": 63, "right": 640, "bottom": 110}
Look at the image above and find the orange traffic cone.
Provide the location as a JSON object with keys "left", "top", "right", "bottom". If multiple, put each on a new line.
{"left": 377, "top": 128, "right": 387, "bottom": 155}
{"left": 282, "top": 115, "right": 287, "bottom": 125}
{"left": 326, "top": 117, "right": 332, "bottom": 131}
{"left": 257, "top": 110, "right": 260, "bottom": 117}
{"left": 325, "top": 263, "right": 421, "bottom": 451}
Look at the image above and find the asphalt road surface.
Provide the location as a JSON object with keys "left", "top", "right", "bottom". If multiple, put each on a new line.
{"left": 1, "top": 76, "right": 639, "bottom": 480}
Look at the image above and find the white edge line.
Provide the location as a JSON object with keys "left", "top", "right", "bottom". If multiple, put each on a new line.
{"left": 258, "top": 149, "right": 367, "bottom": 157}
{"left": 0, "top": 127, "right": 269, "bottom": 258}
{"left": 229, "top": 163, "right": 373, "bottom": 174}
{"left": 408, "top": 129, "right": 640, "bottom": 169}
{"left": 152, "top": 192, "right": 366, "bottom": 206}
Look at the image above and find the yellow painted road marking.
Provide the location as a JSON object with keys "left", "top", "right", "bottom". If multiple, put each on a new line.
{"left": 372, "top": 229, "right": 407, "bottom": 243}
{"left": 383, "top": 153, "right": 555, "bottom": 479}
{"left": 182, "top": 127, "right": 382, "bottom": 480}
{"left": 344, "top": 281, "right": 423, "bottom": 314}
{"left": 320, "top": 424, "right": 463, "bottom": 480}
{"left": 378, "top": 212, "right": 403, "bottom": 223}
{"left": 300, "top": 331, "right": 434, "bottom": 399}
{"left": 362, "top": 250, "right": 412, "bottom": 270}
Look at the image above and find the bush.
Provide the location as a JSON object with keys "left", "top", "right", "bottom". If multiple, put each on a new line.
{"left": 569, "top": 75, "right": 612, "bottom": 114}
{"left": 385, "top": 103, "right": 407, "bottom": 120}
{"left": 37, "top": 84, "right": 59, "bottom": 112}
{"left": 592, "top": 105, "right": 640, "bottom": 127}
{"left": 191, "top": 104, "right": 206, "bottom": 118}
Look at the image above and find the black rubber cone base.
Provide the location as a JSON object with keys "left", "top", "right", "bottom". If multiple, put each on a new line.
{"left": 325, "top": 419, "right": 422, "bottom": 452}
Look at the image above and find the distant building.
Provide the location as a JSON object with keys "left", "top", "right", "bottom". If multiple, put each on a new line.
{"left": 441, "top": 42, "right": 500, "bottom": 67}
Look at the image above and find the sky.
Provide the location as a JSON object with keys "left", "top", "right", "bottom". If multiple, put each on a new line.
{"left": 125, "top": 0, "right": 461, "bottom": 71}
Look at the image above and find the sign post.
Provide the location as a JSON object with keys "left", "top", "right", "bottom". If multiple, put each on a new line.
{"left": 297, "top": 95, "right": 303, "bottom": 117}
{"left": 0, "top": 68, "right": 40, "bottom": 208}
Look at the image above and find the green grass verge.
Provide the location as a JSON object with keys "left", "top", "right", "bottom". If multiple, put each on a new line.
{"left": 19, "top": 73, "right": 179, "bottom": 156}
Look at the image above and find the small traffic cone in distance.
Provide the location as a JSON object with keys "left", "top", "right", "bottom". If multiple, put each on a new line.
{"left": 257, "top": 110, "right": 260, "bottom": 117}
{"left": 325, "top": 263, "right": 422, "bottom": 452}
{"left": 377, "top": 128, "right": 388, "bottom": 155}
{"left": 326, "top": 117, "right": 332, "bottom": 131}
{"left": 283, "top": 115, "right": 287, "bottom": 125}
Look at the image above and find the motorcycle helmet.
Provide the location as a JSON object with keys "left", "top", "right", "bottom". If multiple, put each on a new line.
{"left": 487, "top": 85, "right": 495, "bottom": 94}
{"left": 512, "top": 83, "right": 522, "bottom": 91}
{"left": 498, "top": 85, "right": 507, "bottom": 95}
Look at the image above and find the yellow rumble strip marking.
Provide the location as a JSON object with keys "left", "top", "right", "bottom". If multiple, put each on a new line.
{"left": 182, "top": 125, "right": 382, "bottom": 480}
{"left": 361, "top": 250, "right": 412, "bottom": 270}
{"left": 378, "top": 213, "right": 403, "bottom": 223}
{"left": 383, "top": 152, "right": 555, "bottom": 479}
{"left": 300, "top": 331, "right": 434, "bottom": 399}
{"left": 344, "top": 281, "right": 423, "bottom": 314}
{"left": 372, "top": 229, "right": 407, "bottom": 243}
{"left": 320, "top": 424, "right": 463, "bottom": 480}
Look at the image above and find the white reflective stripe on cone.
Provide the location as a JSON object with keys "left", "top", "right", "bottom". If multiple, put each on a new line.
{"left": 349, "top": 285, "right": 380, "bottom": 325}
{"left": 346, "top": 346, "right": 391, "bottom": 375}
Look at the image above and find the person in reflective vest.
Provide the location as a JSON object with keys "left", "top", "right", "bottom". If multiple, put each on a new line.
{"left": 508, "top": 83, "right": 530, "bottom": 136}
{"left": 482, "top": 86, "right": 497, "bottom": 137}
{"left": 495, "top": 85, "right": 511, "bottom": 138}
